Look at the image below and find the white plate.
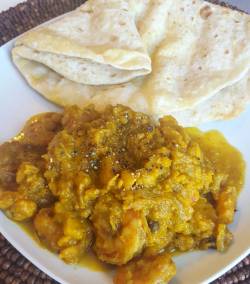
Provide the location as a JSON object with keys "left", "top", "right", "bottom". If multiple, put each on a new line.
{"left": 1, "top": 24, "right": 250, "bottom": 284}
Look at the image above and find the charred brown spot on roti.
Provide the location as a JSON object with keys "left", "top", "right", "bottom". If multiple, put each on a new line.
{"left": 110, "top": 35, "right": 118, "bottom": 42}
{"left": 200, "top": 5, "right": 213, "bottom": 19}
{"left": 84, "top": 9, "right": 93, "bottom": 14}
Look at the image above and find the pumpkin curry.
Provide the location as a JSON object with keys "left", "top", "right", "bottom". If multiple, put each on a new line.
{"left": 0, "top": 105, "right": 245, "bottom": 284}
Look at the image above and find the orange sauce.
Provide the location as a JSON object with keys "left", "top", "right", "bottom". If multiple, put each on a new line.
{"left": 18, "top": 221, "right": 108, "bottom": 272}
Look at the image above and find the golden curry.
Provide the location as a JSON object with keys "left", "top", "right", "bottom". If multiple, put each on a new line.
{"left": 0, "top": 105, "right": 245, "bottom": 283}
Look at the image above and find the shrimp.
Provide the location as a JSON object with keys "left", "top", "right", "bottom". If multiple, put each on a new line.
{"left": 34, "top": 208, "right": 63, "bottom": 251}
{"left": 92, "top": 195, "right": 147, "bottom": 265}
{"left": 21, "top": 112, "right": 62, "bottom": 147}
{"left": 114, "top": 252, "right": 176, "bottom": 284}
{"left": 58, "top": 217, "right": 93, "bottom": 264}
{"left": 7, "top": 199, "right": 37, "bottom": 221}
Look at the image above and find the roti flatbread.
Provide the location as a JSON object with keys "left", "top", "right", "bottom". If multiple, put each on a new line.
{"left": 169, "top": 75, "right": 250, "bottom": 125}
{"left": 13, "top": 0, "right": 151, "bottom": 86}
{"left": 13, "top": 52, "right": 250, "bottom": 126}
{"left": 12, "top": 0, "right": 250, "bottom": 124}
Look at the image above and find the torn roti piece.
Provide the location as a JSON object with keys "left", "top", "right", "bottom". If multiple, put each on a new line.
{"left": 131, "top": 0, "right": 250, "bottom": 111}
{"left": 12, "top": 0, "right": 250, "bottom": 124}
{"left": 169, "top": 75, "right": 250, "bottom": 126}
{"left": 12, "top": 0, "right": 151, "bottom": 86}
{"left": 12, "top": 53, "right": 250, "bottom": 127}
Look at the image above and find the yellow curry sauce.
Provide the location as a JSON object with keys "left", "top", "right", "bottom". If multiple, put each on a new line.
{"left": 19, "top": 220, "right": 107, "bottom": 272}
{"left": 0, "top": 105, "right": 245, "bottom": 284}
